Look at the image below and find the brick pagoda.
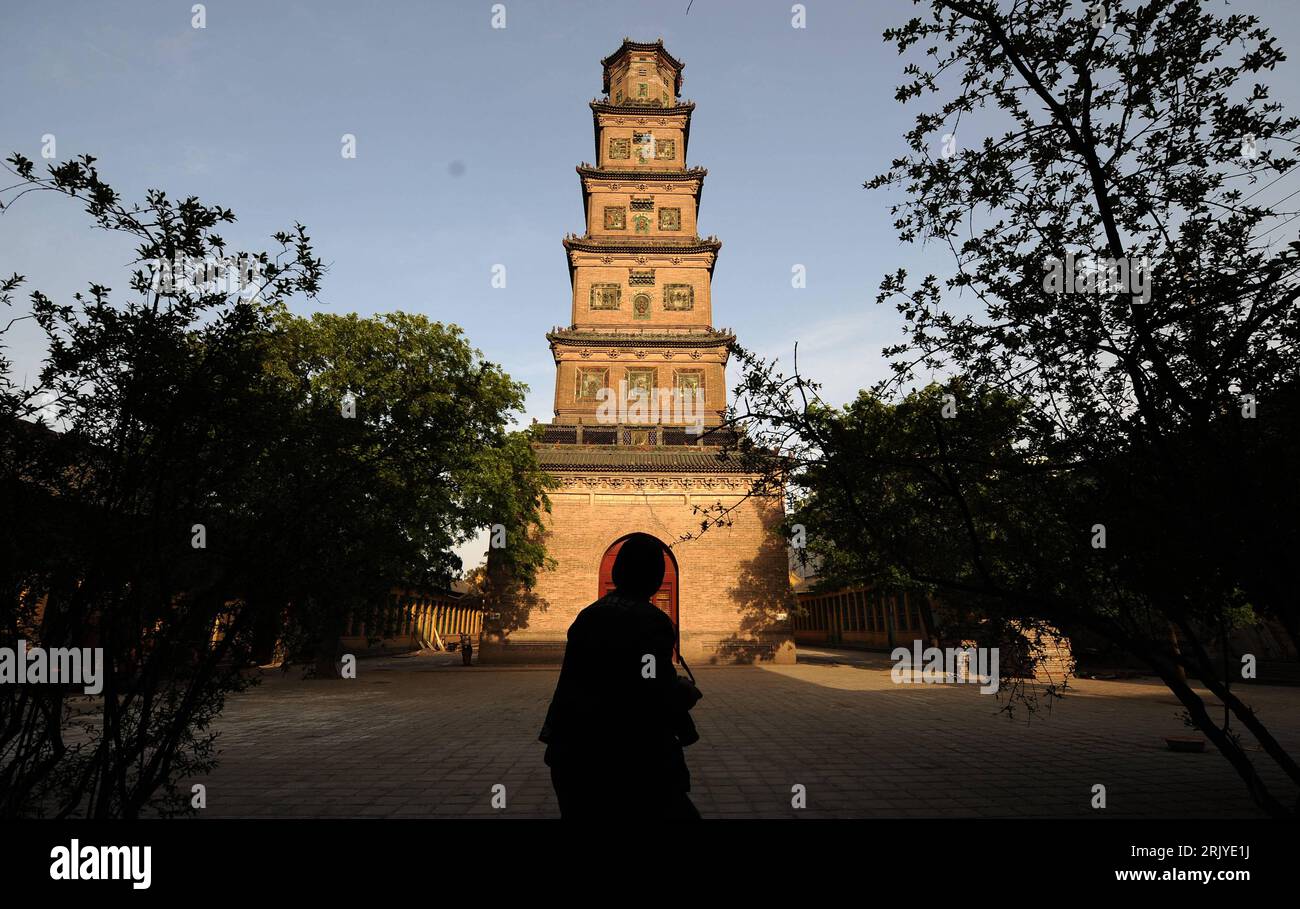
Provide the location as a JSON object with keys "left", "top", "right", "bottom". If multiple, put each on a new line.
{"left": 480, "top": 39, "right": 794, "bottom": 665}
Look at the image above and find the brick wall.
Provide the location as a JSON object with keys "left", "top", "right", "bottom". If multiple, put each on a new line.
{"left": 480, "top": 472, "right": 795, "bottom": 665}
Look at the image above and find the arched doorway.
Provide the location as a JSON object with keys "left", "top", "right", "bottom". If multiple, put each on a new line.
{"left": 598, "top": 534, "right": 679, "bottom": 629}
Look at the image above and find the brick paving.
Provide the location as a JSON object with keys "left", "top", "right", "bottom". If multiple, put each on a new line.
{"left": 187, "top": 650, "right": 1300, "bottom": 819}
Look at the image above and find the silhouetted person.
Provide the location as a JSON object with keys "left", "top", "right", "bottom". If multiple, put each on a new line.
{"left": 539, "top": 533, "right": 702, "bottom": 819}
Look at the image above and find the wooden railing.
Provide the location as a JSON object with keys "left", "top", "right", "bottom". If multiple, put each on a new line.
{"left": 793, "top": 587, "right": 926, "bottom": 650}
{"left": 343, "top": 589, "right": 480, "bottom": 653}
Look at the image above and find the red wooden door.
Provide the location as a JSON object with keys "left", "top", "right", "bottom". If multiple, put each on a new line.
{"left": 598, "top": 536, "right": 678, "bottom": 628}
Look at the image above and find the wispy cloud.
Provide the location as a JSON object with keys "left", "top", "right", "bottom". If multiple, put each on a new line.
{"left": 749, "top": 310, "right": 904, "bottom": 406}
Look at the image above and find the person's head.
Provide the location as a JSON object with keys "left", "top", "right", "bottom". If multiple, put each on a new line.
{"left": 611, "top": 533, "right": 667, "bottom": 600}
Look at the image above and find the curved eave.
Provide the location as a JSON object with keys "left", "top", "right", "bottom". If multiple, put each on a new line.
{"left": 562, "top": 235, "right": 720, "bottom": 254}
{"left": 561, "top": 235, "right": 722, "bottom": 284}
{"left": 576, "top": 165, "right": 708, "bottom": 182}
{"left": 576, "top": 165, "right": 707, "bottom": 218}
{"left": 546, "top": 329, "right": 735, "bottom": 349}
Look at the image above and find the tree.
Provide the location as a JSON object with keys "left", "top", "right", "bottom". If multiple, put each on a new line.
{"left": 250, "top": 310, "right": 553, "bottom": 676}
{"left": 0, "top": 153, "right": 550, "bottom": 816}
{"left": 0, "top": 151, "right": 328, "bottom": 817}
{"left": 720, "top": 0, "right": 1300, "bottom": 816}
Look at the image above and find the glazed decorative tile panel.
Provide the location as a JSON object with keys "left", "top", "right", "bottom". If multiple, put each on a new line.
{"left": 575, "top": 368, "right": 609, "bottom": 400}
{"left": 674, "top": 370, "right": 704, "bottom": 403}
{"left": 625, "top": 368, "right": 656, "bottom": 398}
{"left": 590, "top": 283, "right": 622, "bottom": 310}
{"left": 663, "top": 283, "right": 694, "bottom": 311}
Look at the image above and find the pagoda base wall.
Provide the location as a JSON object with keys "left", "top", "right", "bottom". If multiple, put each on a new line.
{"left": 481, "top": 470, "right": 795, "bottom": 666}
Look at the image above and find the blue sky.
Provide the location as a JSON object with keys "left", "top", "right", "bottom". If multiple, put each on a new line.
{"left": 1, "top": 0, "right": 945, "bottom": 409}
{"left": 5, "top": 0, "right": 1300, "bottom": 567}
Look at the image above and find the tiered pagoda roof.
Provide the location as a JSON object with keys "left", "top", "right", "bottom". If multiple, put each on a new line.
{"left": 546, "top": 327, "right": 734, "bottom": 348}
{"left": 538, "top": 38, "right": 739, "bottom": 454}
{"left": 576, "top": 164, "right": 707, "bottom": 181}
{"left": 600, "top": 38, "right": 685, "bottom": 96}
{"left": 561, "top": 233, "right": 720, "bottom": 253}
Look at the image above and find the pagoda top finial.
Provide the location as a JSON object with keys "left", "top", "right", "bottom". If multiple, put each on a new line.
{"left": 601, "top": 38, "right": 684, "bottom": 100}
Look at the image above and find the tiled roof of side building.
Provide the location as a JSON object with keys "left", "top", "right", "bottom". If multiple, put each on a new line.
{"left": 533, "top": 445, "right": 752, "bottom": 473}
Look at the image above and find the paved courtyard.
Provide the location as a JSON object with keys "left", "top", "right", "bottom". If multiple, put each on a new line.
{"left": 187, "top": 649, "right": 1300, "bottom": 818}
